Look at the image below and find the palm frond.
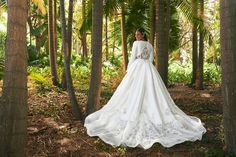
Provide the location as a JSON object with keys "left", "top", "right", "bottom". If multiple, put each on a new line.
{"left": 31, "top": 0, "right": 47, "bottom": 15}
{"left": 173, "top": 0, "right": 213, "bottom": 46}
{"left": 0, "top": 0, "right": 7, "bottom": 12}
{"left": 104, "top": 0, "right": 120, "bottom": 16}
{"left": 79, "top": 0, "right": 92, "bottom": 34}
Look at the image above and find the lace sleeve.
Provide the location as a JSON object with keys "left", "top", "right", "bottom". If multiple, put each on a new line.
{"left": 127, "top": 41, "right": 137, "bottom": 70}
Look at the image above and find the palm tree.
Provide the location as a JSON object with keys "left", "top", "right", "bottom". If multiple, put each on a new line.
{"left": 191, "top": 0, "right": 198, "bottom": 86}
{"left": 120, "top": 2, "right": 129, "bottom": 71}
{"left": 149, "top": 0, "right": 156, "bottom": 46}
{"left": 220, "top": 0, "right": 236, "bottom": 154}
{"left": 0, "top": 0, "right": 28, "bottom": 156}
{"left": 68, "top": 0, "right": 73, "bottom": 60}
{"left": 81, "top": 0, "right": 88, "bottom": 58}
{"left": 48, "top": 0, "right": 59, "bottom": 86}
{"left": 86, "top": 0, "right": 103, "bottom": 114}
{"left": 59, "top": 0, "right": 83, "bottom": 120}
{"left": 54, "top": 0, "right": 58, "bottom": 62}
{"left": 195, "top": 0, "right": 204, "bottom": 90}
{"left": 61, "top": 0, "right": 75, "bottom": 90}
{"left": 105, "top": 14, "right": 109, "bottom": 60}
{"left": 155, "top": 0, "right": 171, "bottom": 86}
{"left": 79, "top": 0, "right": 210, "bottom": 87}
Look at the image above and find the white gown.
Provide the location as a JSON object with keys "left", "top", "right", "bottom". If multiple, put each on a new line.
{"left": 84, "top": 40, "right": 206, "bottom": 149}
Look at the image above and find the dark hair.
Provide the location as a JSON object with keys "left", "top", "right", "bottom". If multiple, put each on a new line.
{"left": 136, "top": 27, "right": 148, "bottom": 41}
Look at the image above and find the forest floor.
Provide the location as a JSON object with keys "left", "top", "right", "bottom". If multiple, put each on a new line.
{"left": 27, "top": 81, "right": 226, "bottom": 157}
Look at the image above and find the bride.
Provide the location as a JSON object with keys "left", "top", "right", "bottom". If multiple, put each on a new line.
{"left": 84, "top": 27, "right": 206, "bottom": 149}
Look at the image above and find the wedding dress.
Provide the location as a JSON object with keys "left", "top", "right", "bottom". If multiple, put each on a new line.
{"left": 84, "top": 40, "right": 206, "bottom": 149}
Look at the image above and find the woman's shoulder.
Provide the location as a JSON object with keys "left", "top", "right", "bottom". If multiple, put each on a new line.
{"left": 133, "top": 41, "right": 153, "bottom": 49}
{"left": 134, "top": 40, "right": 149, "bottom": 45}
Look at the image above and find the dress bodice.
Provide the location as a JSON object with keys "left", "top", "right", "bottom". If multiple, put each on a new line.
{"left": 127, "top": 40, "right": 154, "bottom": 69}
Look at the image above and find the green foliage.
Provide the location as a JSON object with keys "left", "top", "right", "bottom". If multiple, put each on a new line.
{"left": 168, "top": 61, "right": 192, "bottom": 84}
{"left": 0, "top": 31, "right": 5, "bottom": 79}
{"left": 125, "top": 0, "right": 149, "bottom": 46}
{"left": 27, "top": 45, "right": 50, "bottom": 66}
{"left": 109, "top": 54, "right": 122, "bottom": 67}
{"left": 168, "top": 61, "right": 221, "bottom": 85}
{"left": 79, "top": 0, "right": 92, "bottom": 34}
{"left": 102, "top": 54, "right": 122, "bottom": 80}
{"left": 0, "top": 31, "right": 5, "bottom": 58}
{"left": 204, "top": 62, "right": 221, "bottom": 84}
{"left": 169, "top": 3, "right": 180, "bottom": 52}
{"left": 28, "top": 66, "right": 53, "bottom": 93}
{"left": 31, "top": 22, "right": 48, "bottom": 37}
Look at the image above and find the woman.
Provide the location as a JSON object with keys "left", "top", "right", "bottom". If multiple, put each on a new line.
{"left": 84, "top": 28, "right": 206, "bottom": 149}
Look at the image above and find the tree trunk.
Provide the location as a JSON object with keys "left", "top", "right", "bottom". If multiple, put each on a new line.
{"left": 105, "top": 15, "right": 109, "bottom": 60}
{"left": 0, "top": 0, "right": 28, "bottom": 156}
{"left": 48, "top": 0, "right": 59, "bottom": 86}
{"left": 86, "top": 0, "right": 103, "bottom": 114}
{"left": 155, "top": 0, "right": 170, "bottom": 86}
{"left": 149, "top": 0, "right": 156, "bottom": 47}
{"left": 120, "top": 3, "right": 129, "bottom": 71}
{"left": 195, "top": 0, "right": 204, "bottom": 90}
{"left": 61, "top": 0, "right": 74, "bottom": 90}
{"left": 81, "top": 0, "right": 88, "bottom": 59}
{"left": 191, "top": 0, "right": 198, "bottom": 86}
{"left": 220, "top": 0, "right": 236, "bottom": 155}
{"left": 68, "top": 0, "right": 73, "bottom": 60}
{"left": 112, "top": 17, "right": 117, "bottom": 56}
{"left": 54, "top": 0, "right": 58, "bottom": 61}
{"left": 27, "top": 15, "right": 33, "bottom": 46}
{"left": 59, "top": 0, "right": 83, "bottom": 120}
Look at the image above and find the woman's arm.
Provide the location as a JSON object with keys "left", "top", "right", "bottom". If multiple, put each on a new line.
{"left": 149, "top": 44, "right": 154, "bottom": 63}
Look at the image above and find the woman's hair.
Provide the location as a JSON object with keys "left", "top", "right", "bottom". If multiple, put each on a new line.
{"left": 136, "top": 27, "right": 148, "bottom": 41}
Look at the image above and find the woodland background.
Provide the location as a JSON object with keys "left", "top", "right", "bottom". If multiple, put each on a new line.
{"left": 0, "top": 0, "right": 236, "bottom": 157}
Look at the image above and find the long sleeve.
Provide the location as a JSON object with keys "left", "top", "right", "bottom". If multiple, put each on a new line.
{"left": 149, "top": 44, "right": 154, "bottom": 63}
{"left": 127, "top": 41, "right": 137, "bottom": 70}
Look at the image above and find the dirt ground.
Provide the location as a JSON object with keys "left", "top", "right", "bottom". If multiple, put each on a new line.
{"left": 27, "top": 84, "right": 225, "bottom": 157}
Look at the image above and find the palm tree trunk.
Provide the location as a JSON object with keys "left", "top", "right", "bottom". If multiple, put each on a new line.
{"left": 220, "top": 0, "right": 236, "bottom": 154}
{"left": 68, "top": 0, "right": 73, "bottom": 61}
{"left": 0, "top": 0, "right": 28, "bottom": 156}
{"left": 86, "top": 0, "right": 103, "bottom": 114}
{"left": 105, "top": 15, "right": 109, "bottom": 60}
{"left": 149, "top": 0, "right": 156, "bottom": 47}
{"left": 59, "top": 0, "right": 83, "bottom": 120}
{"left": 54, "top": 0, "right": 58, "bottom": 60}
{"left": 121, "top": 3, "right": 129, "bottom": 71}
{"left": 48, "top": 0, "right": 59, "bottom": 86}
{"left": 195, "top": 0, "right": 204, "bottom": 90}
{"left": 61, "top": 0, "right": 74, "bottom": 90}
{"left": 81, "top": 0, "right": 88, "bottom": 58}
{"left": 155, "top": 0, "right": 170, "bottom": 86}
{"left": 191, "top": 0, "right": 198, "bottom": 86}
{"left": 112, "top": 17, "right": 117, "bottom": 56}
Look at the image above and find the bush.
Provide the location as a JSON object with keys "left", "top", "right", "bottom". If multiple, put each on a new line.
{"left": 168, "top": 61, "right": 192, "bottom": 84}
{"left": 204, "top": 62, "right": 221, "bottom": 84}
{"left": 168, "top": 61, "right": 221, "bottom": 85}
{"left": 27, "top": 45, "right": 50, "bottom": 67}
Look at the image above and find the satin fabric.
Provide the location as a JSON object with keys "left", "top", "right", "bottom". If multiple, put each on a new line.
{"left": 84, "top": 41, "right": 206, "bottom": 149}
